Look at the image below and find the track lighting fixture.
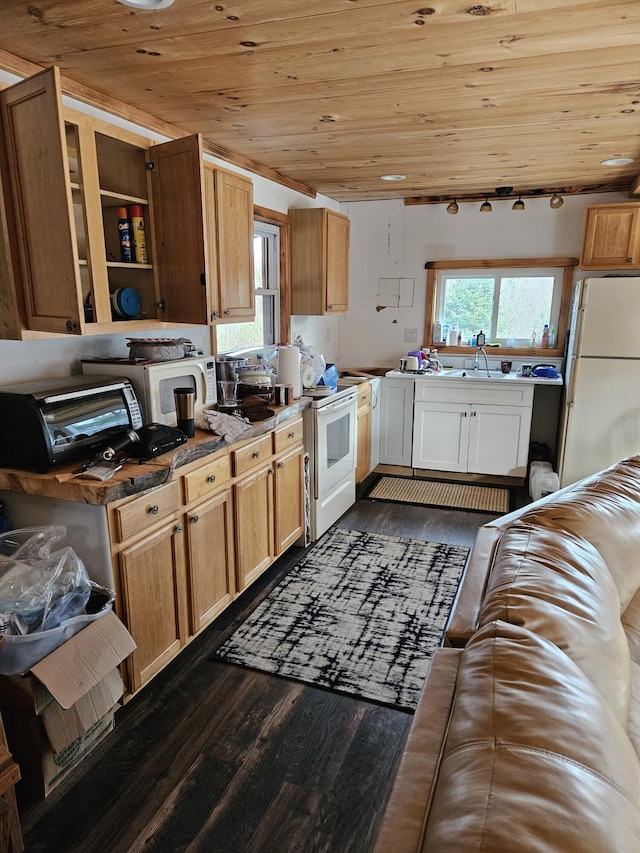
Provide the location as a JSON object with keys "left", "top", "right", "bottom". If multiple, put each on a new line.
{"left": 512, "top": 195, "right": 525, "bottom": 211}
{"left": 446, "top": 199, "right": 459, "bottom": 214}
{"left": 479, "top": 196, "right": 492, "bottom": 213}
{"left": 550, "top": 193, "right": 564, "bottom": 209}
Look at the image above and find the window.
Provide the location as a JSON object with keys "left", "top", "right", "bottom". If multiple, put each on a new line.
{"left": 425, "top": 258, "right": 577, "bottom": 352}
{"left": 216, "top": 221, "right": 281, "bottom": 352}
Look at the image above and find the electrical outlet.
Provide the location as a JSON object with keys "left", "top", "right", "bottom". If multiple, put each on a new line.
{"left": 404, "top": 328, "right": 418, "bottom": 343}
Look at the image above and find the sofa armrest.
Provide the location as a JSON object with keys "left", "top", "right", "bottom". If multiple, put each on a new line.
{"left": 445, "top": 526, "right": 503, "bottom": 647}
{"left": 373, "top": 648, "right": 461, "bottom": 853}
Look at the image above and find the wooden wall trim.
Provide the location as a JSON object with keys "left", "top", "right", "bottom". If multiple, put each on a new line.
{"left": 0, "top": 50, "right": 316, "bottom": 200}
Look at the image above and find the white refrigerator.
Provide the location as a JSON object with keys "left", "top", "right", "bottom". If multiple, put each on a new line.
{"left": 557, "top": 276, "right": 640, "bottom": 487}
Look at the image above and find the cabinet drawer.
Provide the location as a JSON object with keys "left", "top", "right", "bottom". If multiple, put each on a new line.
{"left": 272, "top": 416, "right": 304, "bottom": 454}
{"left": 231, "top": 433, "right": 273, "bottom": 477}
{"left": 113, "top": 481, "right": 181, "bottom": 543}
{"left": 182, "top": 453, "right": 231, "bottom": 505}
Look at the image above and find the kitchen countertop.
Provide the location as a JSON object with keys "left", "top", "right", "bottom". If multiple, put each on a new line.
{"left": 385, "top": 368, "right": 563, "bottom": 386}
{"left": 0, "top": 399, "right": 310, "bottom": 506}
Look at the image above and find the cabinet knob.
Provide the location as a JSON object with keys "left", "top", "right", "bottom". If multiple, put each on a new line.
{"left": 328, "top": 304, "right": 333, "bottom": 310}
{"left": 175, "top": 524, "right": 183, "bottom": 533}
{"left": 288, "top": 432, "right": 295, "bottom": 438}
{"left": 277, "top": 461, "right": 284, "bottom": 468}
{"left": 207, "top": 475, "right": 216, "bottom": 483}
{"left": 252, "top": 450, "right": 260, "bottom": 458}
{"left": 224, "top": 309, "right": 231, "bottom": 316}
{"left": 628, "top": 257, "right": 634, "bottom": 263}
{"left": 268, "top": 467, "right": 274, "bottom": 475}
{"left": 191, "top": 515, "right": 199, "bottom": 524}
{"left": 148, "top": 504, "right": 159, "bottom": 514}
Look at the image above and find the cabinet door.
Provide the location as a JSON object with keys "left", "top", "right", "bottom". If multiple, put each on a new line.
{"left": 234, "top": 464, "right": 274, "bottom": 591}
{"left": 467, "top": 404, "right": 531, "bottom": 477}
{"left": 185, "top": 490, "right": 235, "bottom": 634}
{"left": 119, "top": 520, "right": 188, "bottom": 692}
{"left": 0, "top": 67, "right": 83, "bottom": 333}
{"left": 379, "top": 379, "right": 415, "bottom": 466}
{"left": 412, "top": 401, "right": 469, "bottom": 472}
{"left": 273, "top": 445, "right": 304, "bottom": 556}
{"left": 325, "top": 210, "right": 349, "bottom": 313}
{"left": 215, "top": 169, "right": 255, "bottom": 320}
{"left": 149, "top": 134, "right": 211, "bottom": 324}
{"left": 581, "top": 205, "right": 640, "bottom": 269}
{"left": 355, "top": 404, "right": 371, "bottom": 483}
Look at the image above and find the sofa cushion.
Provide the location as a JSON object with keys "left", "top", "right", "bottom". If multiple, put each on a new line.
{"left": 520, "top": 458, "right": 640, "bottom": 612}
{"left": 478, "top": 523, "right": 631, "bottom": 725}
{"left": 423, "top": 621, "right": 640, "bottom": 853}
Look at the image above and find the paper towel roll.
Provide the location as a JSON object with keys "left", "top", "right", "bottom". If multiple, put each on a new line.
{"left": 277, "top": 345, "right": 302, "bottom": 398}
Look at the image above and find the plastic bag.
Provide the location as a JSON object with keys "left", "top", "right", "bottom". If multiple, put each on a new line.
{"left": 0, "top": 526, "right": 92, "bottom": 636}
{"left": 293, "top": 335, "right": 326, "bottom": 388}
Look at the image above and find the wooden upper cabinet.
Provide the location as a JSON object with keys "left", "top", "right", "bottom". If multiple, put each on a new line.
{"left": 0, "top": 66, "right": 254, "bottom": 336}
{"left": 0, "top": 66, "right": 84, "bottom": 333}
{"left": 290, "top": 207, "right": 350, "bottom": 315}
{"left": 580, "top": 203, "right": 640, "bottom": 269}
{"left": 148, "top": 134, "right": 210, "bottom": 324}
{"left": 203, "top": 164, "right": 254, "bottom": 321}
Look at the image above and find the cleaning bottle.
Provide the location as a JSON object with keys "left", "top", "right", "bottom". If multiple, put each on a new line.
{"left": 129, "top": 204, "right": 148, "bottom": 264}
{"left": 531, "top": 329, "right": 537, "bottom": 347}
{"left": 541, "top": 324, "right": 549, "bottom": 348}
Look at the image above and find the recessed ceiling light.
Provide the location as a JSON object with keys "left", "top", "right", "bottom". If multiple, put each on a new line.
{"left": 600, "top": 157, "right": 635, "bottom": 167}
{"left": 379, "top": 174, "right": 406, "bottom": 181}
{"left": 116, "top": 0, "right": 175, "bottom": 8}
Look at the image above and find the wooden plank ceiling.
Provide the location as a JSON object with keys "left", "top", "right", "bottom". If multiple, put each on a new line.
{"left": 1, "top": 0, "right": 639, "bottom": 203}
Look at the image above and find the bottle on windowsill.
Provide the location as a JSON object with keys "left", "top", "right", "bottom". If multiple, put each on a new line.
{"left": 541, "top": 324, "right": 549, "bottom": 348}
{"left": 476, "top": 330, "right": 486, "bottom": 346}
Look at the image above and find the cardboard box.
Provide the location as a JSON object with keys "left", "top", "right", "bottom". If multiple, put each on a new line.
{"left": 0, "top": 610, "right": 136, "bottom": 798}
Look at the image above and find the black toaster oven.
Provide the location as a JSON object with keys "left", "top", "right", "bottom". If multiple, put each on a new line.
{"left": 0, "top": 375, "right": 144, "bottom": 472}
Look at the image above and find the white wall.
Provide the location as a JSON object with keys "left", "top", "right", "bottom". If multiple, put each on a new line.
{"left": 339, "top": 191, "right": 630, "bottom": 369}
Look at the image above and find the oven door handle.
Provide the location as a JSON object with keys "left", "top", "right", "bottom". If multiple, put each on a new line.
{"left": 319, "top": 395, "right": 356, "bottom": 414}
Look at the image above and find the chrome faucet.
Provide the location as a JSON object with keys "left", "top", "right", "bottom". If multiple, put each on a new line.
{"left": 474, "top": 346, "right": 491, "bottom": 377}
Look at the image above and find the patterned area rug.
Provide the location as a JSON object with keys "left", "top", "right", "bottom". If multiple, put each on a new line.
{"left": 367, "top": 475, "right": 510, "bottom": 514}
{"left": 214, "top": 527, "right": 469, "bottom": 711}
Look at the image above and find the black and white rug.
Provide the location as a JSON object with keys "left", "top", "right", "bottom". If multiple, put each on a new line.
{"left": 214, "top": 527, "right": 469, "bottom": 711}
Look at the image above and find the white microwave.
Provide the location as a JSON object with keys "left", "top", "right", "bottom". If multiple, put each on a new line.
{"left": 81, "top": 356, "right": 217, "bottom": 426}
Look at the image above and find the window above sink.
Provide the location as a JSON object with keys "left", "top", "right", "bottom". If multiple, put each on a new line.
{"left": 424, "top": 256, "right": 577, "bottom": 356}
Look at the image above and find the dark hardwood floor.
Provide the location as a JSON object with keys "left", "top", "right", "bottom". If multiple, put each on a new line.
{"left": 19, "top": 486, "right": 513, "bottom": 853}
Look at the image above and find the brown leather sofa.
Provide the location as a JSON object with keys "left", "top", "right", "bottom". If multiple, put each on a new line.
{"left": 374, "top": 456, "right": 640, "bottom": 853}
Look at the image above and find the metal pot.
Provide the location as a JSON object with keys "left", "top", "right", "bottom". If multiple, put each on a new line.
{"left": 215, "top": 356, "right": 248, "bottom": 382}
{"left": 126, "top": 337, "right": 195, "bottom": 361}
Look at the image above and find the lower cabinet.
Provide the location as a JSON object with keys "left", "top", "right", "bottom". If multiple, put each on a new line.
{"left": 412, "top": 381, "right": 534, "bottom": 477}
{"left": 273, "top": 444, "right": 304, "bottom": 555}
{"left": 118, "top": 518, "right": 188, "bottom": 692}
{"left": 185, "top": 489, "right": 235, "bottom": 634}
{"left": 109, "top": 415, "right": 304, "bottom": 697}
{"left": 379, "top": 378, "right": 415, "bottom": 466}
{"left": 234, "top": 462, "right": 275, "bottom": 592}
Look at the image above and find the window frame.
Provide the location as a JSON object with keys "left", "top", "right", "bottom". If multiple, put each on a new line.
{"left": 424, "top": 257, "right": 578, "bottom": 356}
